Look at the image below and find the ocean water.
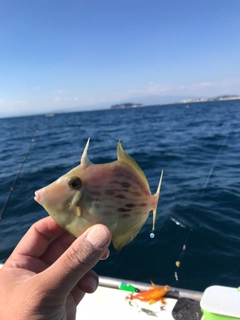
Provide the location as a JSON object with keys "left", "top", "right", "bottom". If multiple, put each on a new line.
{"left": 0, "top": 100, "right": 240, "bottom": 292}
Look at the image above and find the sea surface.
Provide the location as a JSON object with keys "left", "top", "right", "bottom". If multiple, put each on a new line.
{"left": 0, "top": 100, "right": 240, "bottom": 292}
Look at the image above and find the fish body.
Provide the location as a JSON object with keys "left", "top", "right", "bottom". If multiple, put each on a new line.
{"left": 34, "top": 139, "right": 163, "bottom": 251}
{"left": 128, "top": 282, "right": 170, "bottom": 305}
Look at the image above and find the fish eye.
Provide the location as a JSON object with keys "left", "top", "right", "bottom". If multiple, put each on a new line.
{"left": 68, "top": 176, "right": 82, "bottom": 189}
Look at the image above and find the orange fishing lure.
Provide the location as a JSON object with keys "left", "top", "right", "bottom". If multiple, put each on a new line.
{"left": 127, "top": 281, "right": 170, "bottom": 305}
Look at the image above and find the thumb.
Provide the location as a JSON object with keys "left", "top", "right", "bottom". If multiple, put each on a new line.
{"left": 40, "top": 224, "right": 111, "bottom": 296}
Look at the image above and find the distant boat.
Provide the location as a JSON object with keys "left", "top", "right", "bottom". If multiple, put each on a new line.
{"left": 45, "top": 113, "right": 54, "bottom": 117}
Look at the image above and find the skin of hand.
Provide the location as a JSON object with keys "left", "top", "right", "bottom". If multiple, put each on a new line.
{"left": 0, "top": 217, "right": 111, "bottom": 320}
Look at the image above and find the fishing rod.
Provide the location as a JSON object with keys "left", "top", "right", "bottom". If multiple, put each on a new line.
{"left": 171, "top": 131, "right": 229, "bottom": 283}
{"left": 0, "top": 131, "right": 38, "bottom": 221}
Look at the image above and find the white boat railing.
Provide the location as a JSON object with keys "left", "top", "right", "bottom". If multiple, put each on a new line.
{"left": 99, "top": 275, "right": 203, "bottom": 301}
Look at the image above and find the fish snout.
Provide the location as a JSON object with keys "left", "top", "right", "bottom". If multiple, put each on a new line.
{"left": 34, "top": 186, "right": 55, "bottom": 206}
{"left": 34, "top": 181, "right": 74, "bottom": 210}
{"left": 34, "top": 189, "right": 44, "bottom": 204}
{"left": 34, "top": 186, "right": 53, "bottom": 206}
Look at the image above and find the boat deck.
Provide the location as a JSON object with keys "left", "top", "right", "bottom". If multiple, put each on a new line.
{"left": 78, "top": 284, "right": 177, "bottom": 319}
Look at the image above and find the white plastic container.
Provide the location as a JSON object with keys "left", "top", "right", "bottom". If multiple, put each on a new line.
{"left": 200, "top": 285, "right": 240, "bottom": 320}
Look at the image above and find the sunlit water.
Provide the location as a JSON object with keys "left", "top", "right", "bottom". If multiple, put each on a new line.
{"left": 0, "top": 100, "right": 240, "bottom": 291}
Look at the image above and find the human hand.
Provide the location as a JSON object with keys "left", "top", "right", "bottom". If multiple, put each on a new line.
{"left": 0, "top": 217, "right": 111, "bottom": 320}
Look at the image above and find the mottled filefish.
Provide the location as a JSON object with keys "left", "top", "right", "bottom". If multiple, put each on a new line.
{"left": 34, "top": 139, "right": 163, "bottom": 251}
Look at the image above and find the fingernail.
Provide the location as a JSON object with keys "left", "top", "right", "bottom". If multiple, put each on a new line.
{"left": 100, "top": 249, "right": 110, "bottom": 260}
{"left": 86, "top": 276, "right": 98, "bottom": 291}
{"left": 87, "top": 225, "right": 111, "bottom": 250}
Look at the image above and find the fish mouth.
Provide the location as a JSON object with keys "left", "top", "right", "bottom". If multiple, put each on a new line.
{"left": 34, "top": 190, "right": 41, "bottom": 203}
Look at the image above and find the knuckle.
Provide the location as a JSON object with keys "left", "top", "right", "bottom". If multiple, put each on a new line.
{"left": 64, "top": 239, "right": 94, "bottom": 271}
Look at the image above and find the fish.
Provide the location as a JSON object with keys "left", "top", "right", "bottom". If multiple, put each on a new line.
{"left": 126, "top": 281, "right": 170, "bottom": 305}
{"left": 34, "top": 139, "right": 163, "bottom": 251}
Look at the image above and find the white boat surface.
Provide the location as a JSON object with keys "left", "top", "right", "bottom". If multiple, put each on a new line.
{"left": 78, "top": 276, "right": 203, "bottom": 319}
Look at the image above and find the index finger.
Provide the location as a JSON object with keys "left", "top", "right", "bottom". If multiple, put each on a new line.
{"left": 10, "top": 217, "right": 65, "bottom": 260}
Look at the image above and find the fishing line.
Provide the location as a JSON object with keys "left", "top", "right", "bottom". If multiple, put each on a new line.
{"left": 171, "top": 131, "right": 230, "bottom": 284}
{"left": 0, "top": 131, "right": 38, "bottom": 221}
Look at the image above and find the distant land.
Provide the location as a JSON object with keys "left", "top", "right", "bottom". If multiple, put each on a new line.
{"left": 111, "top": 103, "right": 143, "bottom": 109}
{"left": 1, "top": 94, "right": 240, "bottom": 119}
{"left": 110, "top": 95, "right": 240, "bottom": 109}
{"left": 182, "top": 94, "right": 240, "bottom": 103}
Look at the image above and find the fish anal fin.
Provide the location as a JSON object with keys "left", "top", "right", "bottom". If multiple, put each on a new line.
{"left": 112, "top": 226, "right": 143, "bottom": 252}
{"left": 112, "top": 215, "right": 148, "bottom": 251}
{"left": 112, "top": 233, "right": 134, "bottom": 252}
{"left": 117, "top": 141, "right": 150, "bottom": 191}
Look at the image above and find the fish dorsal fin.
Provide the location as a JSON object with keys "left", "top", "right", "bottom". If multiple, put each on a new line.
{"left": 150, "top": 281, "right": 158, "bottom": 290}
{"left": 80, "top": 138, "right": 93, "bottom": 165}
{"left": 117, "top": 141, "right": 150, "bottom": 190}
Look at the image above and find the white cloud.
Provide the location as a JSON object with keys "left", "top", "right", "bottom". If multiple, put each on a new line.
{"left": 200, "top": 82, "right": 212, "bottom": 87}
{"left": 53, "top": 89, "right": 65, "bottom": 95}
{"left": 115, "top": 80, "right": 227, "bottom": 101}
{"left": 192, "top": 82, "right": 212, "bottom": 88}
{"left": 128, "top": 83, "right": 170, "bottom": 96}
{"left": 33, "top": 86, "right": 41, "bottom": 91}
{"left": 131, "top": 81, "right": 215, "bottom": 95}
{"left": 0, "top": 98, "right": 26, "bottom": 106}
{"left": 177, "top": 85, "right": 185, "bottom": 90}
{"left": 125, "top": 81, "right": 215, "bottom": 97}
{"left": 14, "top": 100, "right": 26, "bottom": 105}
{"left": 1, "top": 76, "right": 239, "bottom": 118}
{"left": 54, "top": 97, "right": 61, "bottom": 102}
{"left": 54, "top": 95, "right": 80, "bottom": 104}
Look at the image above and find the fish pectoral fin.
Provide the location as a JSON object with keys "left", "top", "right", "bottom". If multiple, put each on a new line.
{"left": 112, "top": 215, "right": 148, "bottom": 251}
{"left": 117, "top": 141, "right": 150, "bottom": 191}
{"left": 69, "top": 203, "right": 82, "bottom": 217}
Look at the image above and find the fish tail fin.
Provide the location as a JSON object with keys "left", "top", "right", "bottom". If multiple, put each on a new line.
{"left": 152, "top": 170, "right": 163, "bottom": 231}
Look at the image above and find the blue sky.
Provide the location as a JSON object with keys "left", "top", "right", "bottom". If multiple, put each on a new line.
{"left": 0, "top": 0, "right": 240, "bottom": 117}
